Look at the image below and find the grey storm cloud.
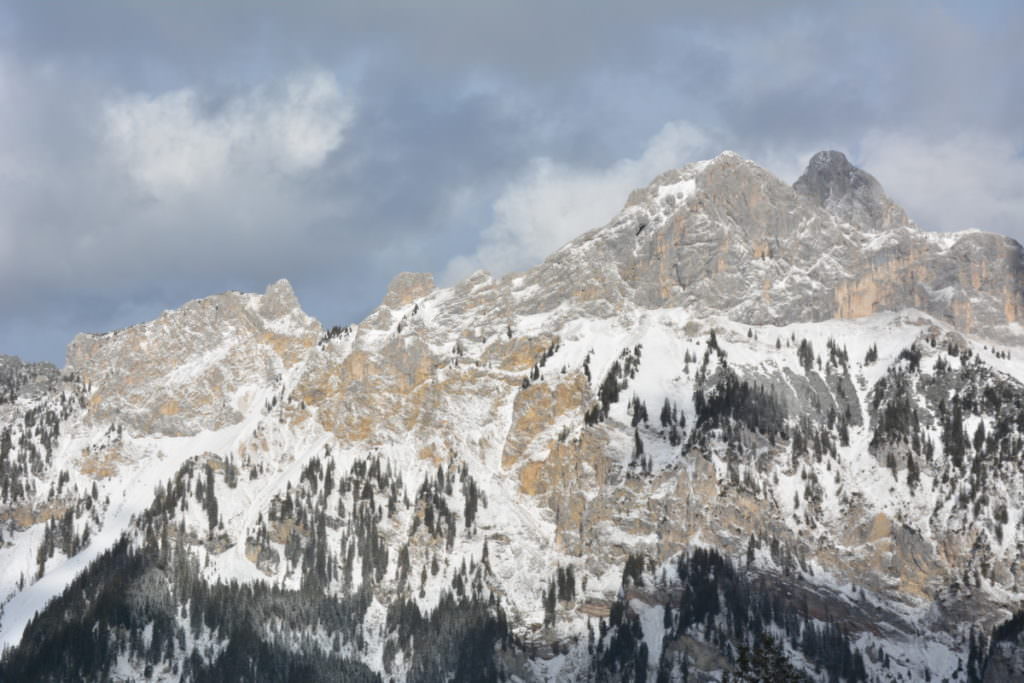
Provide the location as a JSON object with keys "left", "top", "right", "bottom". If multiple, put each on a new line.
{"left": 1, "top": 1, "right": 1023, "bottom": 363}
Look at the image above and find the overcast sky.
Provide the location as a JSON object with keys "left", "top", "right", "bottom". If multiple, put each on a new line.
{"left": 2, "top": 1, "right": 1023, "bottom": 364}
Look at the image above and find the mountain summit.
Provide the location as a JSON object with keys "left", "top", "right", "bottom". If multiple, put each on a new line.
{"left": 513, "top": 150, "right": 1024, "bottom": 342}
{"left": 793, "top": 149, "right": 909, "bottom": 230}
{"left": 2, "top": 150, "right": 1024, "bottom": 682}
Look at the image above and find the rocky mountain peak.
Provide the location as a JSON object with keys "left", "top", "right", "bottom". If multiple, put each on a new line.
{"left": 258, "top": 278, "right": 302, "bottom": 319}
{"left": 523, "top": 150, "right": 1024, "bottom": 343}
{"left": 793, "top": 149, "right": 909, "bottom": 230}
{"left": 382, "top": 272, "right": 435, "bottom": 308}
{"left": 66, "top": 283, "right": 320, "bottom": 436}
{"left": 794, "top": 150, "right": 870, "bottom": 201}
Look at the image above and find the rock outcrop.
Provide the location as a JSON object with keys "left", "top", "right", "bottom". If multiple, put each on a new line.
{"left": 5, "top": 150, "right": 1024, "bottom": 682}
{"left": 66, "top": 279, "right": 320, "bottom": 435}
{"left": 521, "top": 151, "right": 1024, "bottom": 342}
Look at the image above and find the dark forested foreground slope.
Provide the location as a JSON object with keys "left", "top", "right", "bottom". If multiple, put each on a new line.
{"left": 4, "top": 151, "right": 1024, "bottom": 681}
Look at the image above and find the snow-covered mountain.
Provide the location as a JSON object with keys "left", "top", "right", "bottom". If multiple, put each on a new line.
{"left": 2, "top": 150, "right": 1024, "bottom": 681}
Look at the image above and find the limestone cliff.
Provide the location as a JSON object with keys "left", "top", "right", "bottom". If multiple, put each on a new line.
{"left": 3, "top": 151, "right": 1024, "bottom": 682}
{"left": 66, "top": 279, "right": 320, "bottom": 436}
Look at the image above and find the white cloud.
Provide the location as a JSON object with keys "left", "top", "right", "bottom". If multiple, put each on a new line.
{"left": 103, "top": 70, "right": 353, "bottom": 198}
{"left": 859, "top": 130, "right": 1024, "bottom": 238}
{"left": 0, "top": 60, "right": 360, "bottom": 323}
{"left": 443, "top": 120, "right": 712, "bottom": 283}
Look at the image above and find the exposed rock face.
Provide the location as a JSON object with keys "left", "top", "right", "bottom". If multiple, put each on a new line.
{"left": 6, "top": 150, "right": 1024, "bottom": 682}
{"left": 281, "top": 153, "right": 1024, "bottom": 651}
{"left": 515, "top": 151, "right": 1024, "bottom": 342}
{"left": 793, "top": 149, "right": 910, "bottom": 231}
{"left": 382, "top": 272, "right": 435, "bottom": 308}
{"left": 66, "top": 279, "right": 320, "bottom": 436}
